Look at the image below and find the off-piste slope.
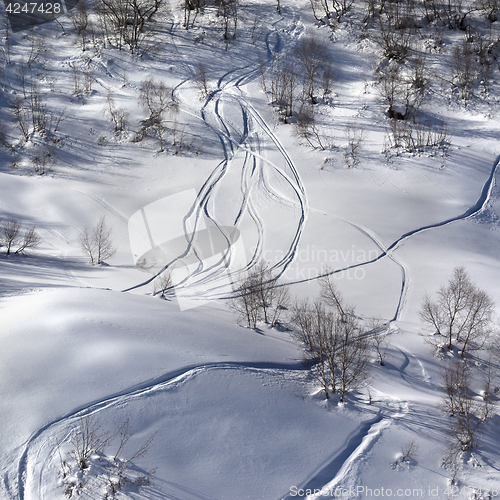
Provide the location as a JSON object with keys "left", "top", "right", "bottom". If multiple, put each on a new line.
{"left": 1, "top": 0, "right": 500, "bottom": 498}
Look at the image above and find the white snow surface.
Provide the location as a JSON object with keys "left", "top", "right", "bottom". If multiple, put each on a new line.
{"left": 1, "top": 0, "right": 500, "bottom": 498}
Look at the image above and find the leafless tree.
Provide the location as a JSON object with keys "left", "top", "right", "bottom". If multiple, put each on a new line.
{"left": 377, "top": 60, "right": 424, "bottom": 120}
{"left": 319, "top": 271, "right": 346, "bottom": 319}
{"left": 479, "top": 0, "right": 500, "bottom": 22}
{"left": 11, "top": 97, "right": 31, "bottom": 142}
{"left": 95, "top": 0, "right": 165, "bottom": 54}
{"left": 344, "top": 122, "right": 366, "bottom": 168}
{"left": 268, "top": 54, "right": 297, "bottom": 121}
{"left": 27, "top": 28, "right": 46, "bottom": 68}
{"left": 70, "top": 1, "right": 91, "bottom": 52}
{"left": 231, "top": 270, "right": 261, "bottom": 329}
{"left": 295, "top": 103, "right": 326, "bottom": 150}
{"left": 32, "top": 140, "right": 57, "bottom": 174}
{"left": 292, "top": 299, "right": 338, "bottom": 398}
{"left": 420, "top": 266, "right": 496, "bottom": 356}
{"left": 69, "top": 412, "right": 111, "bottom": 471}
{"left": 106, "top": 92, "right": 128, "bottom": 131}
{"left": 1, "top": 220, "right": 22, "bottom": 256}
{"left": 331, "top": 0, "right": 356, "bottom": 21}
{"left": 252, "top": 260, "right": 290, "bottom": 326}
{"left": 183, "top": 0, "right": 203, "bottom": 29}
{"left": 370, "top": 320, "right": 389, "bottom": 366}
{"left": 139, "top": 76, "right": 178, "bottom": 125}
{"left": 139, "top": 77, "right": 178, "bottom": 149}
{"left": 308, "top": 0, "right": 332, "bottom": 22}
{"left": 231, "top": 261, "right": 289, "bottom": 328}
{"left": 153, "top": 271, "right": 173, "bottom": 298}
{"left": 63, "top": 414, "right": 156, "bottom": 498}
{"left": 441, "top": 359, "right": 495, "bottom": 474}
{"left": 217, "top": 0, "right": 239, "bottom": 48}
{"left": 378, "top": 14, "right": 413, "bottom": 62}
{"left": 79, "top": 216, "right": 116, "bottom": 264}
{"left": 400, "top": 439, "right": 419, "bottom": 462}
{"left": 193, "top": 62, "right": 210, "bottom": 99}
{"left": 294, "top": 36, "right": 329, "bottom": 104}
{"left": 17, "top": 59, "right": 28, "bottom": 99}
{"left": 336, "top": 310, "right": 371, "bottom": 402}
{"left": 292, "top": 282, "right": 371, "bottom": 402}
{"left": 450, "top": 38, "right": 478, "bottom": 102}
{"left": 0, "top": 219, "right": 41, "bottom": 255}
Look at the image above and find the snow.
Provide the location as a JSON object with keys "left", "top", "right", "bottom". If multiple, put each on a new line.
{"left": 1, "top": 0, "right": 500, "bottom": 498}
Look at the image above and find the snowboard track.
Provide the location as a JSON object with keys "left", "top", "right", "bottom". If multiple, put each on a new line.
{"left": 124, "top": 9, "right": 308, "bottom": 301}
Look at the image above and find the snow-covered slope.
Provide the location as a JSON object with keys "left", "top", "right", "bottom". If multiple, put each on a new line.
{"left": 1, "top": 0, "right": 500, "bottom": 498}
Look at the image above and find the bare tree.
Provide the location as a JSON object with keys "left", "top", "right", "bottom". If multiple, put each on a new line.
{"left": 231, "top": 269, "right": 261, "bottom": 329}
{"left": 378, "top": 14, "right": 413, "bottom": 62}
{"left": 153, "top": 271, "right": 173, "bottom": 298}
{"left": 294, "top": 36, "right": 329, "bottom": 104}
{"left": 336, "top": 310, "right": 371, "bottom": 402}
{"left": 377, "top": 61, "right": 424, "bottom": 121}
{"left": 62, "top": 414, "right": 156, "bottom": 498}
{"left": 217, "top": 0, "right": 239, "bottom": 48}
{"left": 79, "top": 216, "right": 116, "bottom": 264}
{"left": 69, "top": 412, "right": 111, "bottom": 471}
{"left": 27, "top": 27, "right": 46, "bottom": 68}
{"left": 193, "top": 62, "right": 210, "bottom": 99}
{"left": 441, "top": 359, "right": 495, "bottom": 474}
{"left": 70, "top": 1, "right": 91, "bottom": 52}
{"left": 344, "top": 122, "right": 366, "bottom": 168}
{"left": 400, "top": 439, "right": 419, "bottom": 462}
{"left": 319, "top": 271, "right": 346, "bottom": 318}
{"left": 370, "top": 320, "right": 389, "bottom": 366}
{"left": 183, "top": 0, "right": 203, "bottom": 29}
{"left": 1, "top": 220, "right": 21, "bottom": 256}
{"left": 292, "top": 283, "right": 371, "bottom": 402}
{"left": 231, "top": 261, "right": 289, "bottom": 328}
{"left": 106, "top": 92, "right": 128, "bottom": 131}
{"left": 139, "top": 76, "right": 178, "bottom": 148}
{"left": 0, "top": 219, "right": 41, "bottom": 255}
{"left": 268, "top": 54, "right": 297, "bottom": 121}
{"left": 292, "top": 299, "right": 338, "bottom": 398}
{"left": 331, "top": 0, "right": 356, "bottom": 21}
{"left": 420, "top": 266, "right": 496, "bottom": 356}
{"left": 450, "top": 38, "right": 478, "bottom": 102}
{"left": 95, "top": 0, "right": 165, "bottom": 54}
{"left": 295, "top": 102, "right": 326, "bottom": 150}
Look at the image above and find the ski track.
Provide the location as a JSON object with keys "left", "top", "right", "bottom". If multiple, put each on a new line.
{"left": 7, "top": 6, "right": 499, "bottom": 499}
{"left": 279, "top": 396, "right": 409, "bottom": 500}
{"left": 124, "top": 9, "right": 308, "bottom": 299}
{"left": 283, "top": 155, "right": 500, "bottom": 322}
{"left": 9, "top": 361, "right": 304, "bottom": 500}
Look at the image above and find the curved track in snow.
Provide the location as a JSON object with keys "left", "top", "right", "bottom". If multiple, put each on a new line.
{"left": 284, "top": 155, "right": 500, "bottom": 321}
{"left": 10, "top": 361, "right": 304, "bottom": 500}
{"left": 125, "top": 8, "right": 307, "bottom": 303}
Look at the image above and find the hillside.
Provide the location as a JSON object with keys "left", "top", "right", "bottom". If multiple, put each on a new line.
{"left": 1, "top": 0, "right": 500, "bottom": 498}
